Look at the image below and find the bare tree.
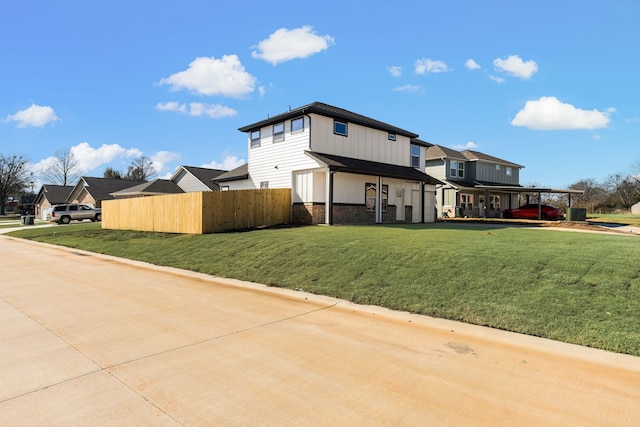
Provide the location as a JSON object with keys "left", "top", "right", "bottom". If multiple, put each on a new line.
{"left": 569, "top": 179, "right": 608, "bottom": 212}
{"left": 103, "top": 167, "right": 123, "bottom": 179}
{"left": 0, "top": 154, "right": 31, "bottom": 215}
{"left": 40, "top": 148, "right": 80, "bottom": 186}
{"left": 125, "top": 156, "right": 156, "bottom": 182}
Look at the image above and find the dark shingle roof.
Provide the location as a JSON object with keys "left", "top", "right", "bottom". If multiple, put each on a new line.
{"left": 213, "top": 164, "right": 249, "bottom": 183}
{"left": 461, "top": 150, "right": 523, "bottom": 168}
{"left": 238, "top": 102, "right": 419, "bottom": 138}
{"left": 110, "top": 179, "right": 184, "bottom": 197}
{"left": 35, "top": 185, "right": 74, "bottom": 205}
{"left": 77, "top": 177, "right": 140, "bottom": 201}
{"left": 425, "top": 145, "right": 467, "bottom": 160}
{"left": 305, "top": 151, "right": 442, "bottom": 185}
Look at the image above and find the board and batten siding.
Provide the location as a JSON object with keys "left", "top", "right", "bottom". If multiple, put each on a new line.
{"left": 474, "top": 162, "right": 520, "bottom": 185}
{"left": 248, "top": 116, "right": 317, "bottom": 189}
{"left": 309, "top": 115, "right": 411, "bottom": 167}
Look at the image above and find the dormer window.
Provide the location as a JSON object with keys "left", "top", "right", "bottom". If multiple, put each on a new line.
{"left": 450, "top": 160, "right": 464, "bottom": 178}
{"left": 388, "top": 133, "right": 396, "bottom": 141}
{"left": 334, "top": 120, "right": 348, "bottom": 136}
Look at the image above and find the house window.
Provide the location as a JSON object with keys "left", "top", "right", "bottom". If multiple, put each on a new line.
{"left": 273, "top": 122, "right": 284, "bottom": 142}
{"left": 221, "top": 186, "right": 229, "bottom": 191}
{"left": 250, "top": 130, "right": 261, "bottom": 148}
{"left": 260, "top": 181, "right": 269, "bottom": 189}
{"left": 411, "top": 145, "right": 420, "bottom": 168}
{"left": 388, "top": 133, "right": 396, "bottom": 141}
{"left": 460, "top": 193, "right": 473, "bottom": 210}
{"left": 506, "top": 167, "right": 512, "bottom": 176}
{"left": 489, "top": 195, "right": 500, "bottom": 210}
{"left": 291, "top": 117, "right": 304, "bottom": 133}
{"left": 334, "top": 120, "right": 348, "bottom": 136}
{"left": 365, "top": 183, "right": 388, "bottom": 211}
{"left": 450, "top": 160, "right": 464, "bottom": 178}
{"left": 496, "top": 165, "right": 501, "bottom": 171}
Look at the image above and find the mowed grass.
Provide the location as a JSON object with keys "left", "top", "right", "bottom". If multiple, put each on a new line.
{"left": 10, "top": 222, "right": 640, "bottom": 356}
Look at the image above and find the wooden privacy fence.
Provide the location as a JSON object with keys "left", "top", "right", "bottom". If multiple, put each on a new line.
{"left": 102, "top": 189, "right": 291, "bottom": 234}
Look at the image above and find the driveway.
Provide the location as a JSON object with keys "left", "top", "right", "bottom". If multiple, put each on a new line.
{"left": 1, "top": 235, "right": 639, "bottom": 426}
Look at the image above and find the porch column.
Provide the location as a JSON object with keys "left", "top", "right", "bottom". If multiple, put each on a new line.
{"left": 376, "top": 176, "right": 383, "bottom": 223}
{"left": 325, "top": 169, "right": 334, "bottom": 225}
{"left": 483, "top": 188, "right": 490, "bottom": 218}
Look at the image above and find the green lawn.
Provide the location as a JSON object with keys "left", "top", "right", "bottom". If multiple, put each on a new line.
{"left": 588, "top": 213, "right": 640, "bottom": 226}
{"left": 9, "top": 222, "right": 640, "bottom": 356}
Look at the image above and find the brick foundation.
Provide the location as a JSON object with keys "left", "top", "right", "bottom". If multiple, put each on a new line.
{"left": 292, "top": 203, "right": 414, "bottom": 225}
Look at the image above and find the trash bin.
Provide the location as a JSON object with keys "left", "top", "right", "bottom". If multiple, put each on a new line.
{"left": 455, "top": 207, "right": 463, "bottom": 217}
{"left": 21, "top": 215, "right": 35, "bottom": 225}
{"left": 566, "top": 208, "right": 587, "bottom": 221}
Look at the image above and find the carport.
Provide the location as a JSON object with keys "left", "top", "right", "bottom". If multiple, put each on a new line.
{"left": 474, "top": 184, "right": 585, "bottom": 220}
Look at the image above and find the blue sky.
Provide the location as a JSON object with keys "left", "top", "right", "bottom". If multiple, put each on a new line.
{"left": 2, "top": 0, "right": 638, "bottom": 189}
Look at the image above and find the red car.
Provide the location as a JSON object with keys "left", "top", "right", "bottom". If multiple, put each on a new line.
{"left": 502, "top": 204, "right": 565, "bottom": 220}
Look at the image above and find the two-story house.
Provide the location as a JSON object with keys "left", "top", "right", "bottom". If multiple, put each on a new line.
{"left": 425, "top": 145, "right": 524, "bottom": 218}
{"left": 216, "top": 102, "right": 441, "bottom": 225}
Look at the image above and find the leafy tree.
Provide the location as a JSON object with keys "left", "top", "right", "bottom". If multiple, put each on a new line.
{"left": 0, "top": 154, "right": 31, "bottom": 215}
{"left": 124, "top": 156, "right": 156, "bottom": 182}
{"left": 40, "top": 147, "right": 80, "bottom": 186}
{"left": 569, "top": 179, "right": 608, "bottom": 212}
{"left": 103, "top": 167, "right": 123, "bottom": 179}
{"left": 601, "top": 173, "right": 640, "bottom": 211}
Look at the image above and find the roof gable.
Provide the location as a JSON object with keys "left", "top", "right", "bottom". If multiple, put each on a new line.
{"left": 34, "top": 184, "right": 74, "bottom": 205}
{"left": 70, "top": 177, "right": 140, "bottom": 202}
{"left": 171, "top": 166, "right": 227, "bottom": 190}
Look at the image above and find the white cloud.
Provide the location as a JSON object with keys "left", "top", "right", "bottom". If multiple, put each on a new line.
{"left": 451, "top": 141, "right": 479, "bottom": 150}
{"left": 158, "top": 55, "right": 256, "bottom": 97}
{"left": 258, "top": 86, "right": 266, "bottom": 97}
{"left": 388, "top": 66, "right": 402, "bottom": 77}
{"left": 156, "top": 101, "right": 237, "bottom": 118}
{"left": 201, "top": 155, "right": 246, "bottom": 171}
{"left": 415, "top": 58, "right": 451, "bottom": 74}
{"left": 31, "top": 142, "right": 143, "bottom": 179}
{"left": 4, "top": 104, "right": 60, "bottom": 128}
{"left": 71, "top": 142, "right": 142, "bottom": 173}
{"left": 465, "top": 59, "right": 481, "bottom": 70}
{"left": 392, "top": 84, "right": 424, "bottom": 93}
{"left": 511, "top": 96, "right": 614, "bottom": 130}
{"left": 251, "top": 26, "right": 334, "bottom": 65}
{"left": 151, "top": 150, "right": 181, "bottom": 175}
{"left": 493, "top": 55, "right": 538, "bottom": 79}
{"left": 489, "top": 75, "right": 506, "bottom": 84}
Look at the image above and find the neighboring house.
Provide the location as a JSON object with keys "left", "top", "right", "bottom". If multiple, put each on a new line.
{"left": 110, "top": 179, "right": 184, "bottom": 199}
{"left": 425, "top": 145, "right": 524, "bottom": 218}
{"left": 33, "top": 185, "right": 74, "bottom": 220}
{"left": 171, "top": 165, "right": 227, "bottom": 192}
{"left": 67, "top": 177, "right": 140, "bottom": 208}
{"left": 214, "top": 164, "right": 251, "bottom": 191}
{"left": 217, "top": 102, "right": 441, "bottom": 225}
{"left": 632, "top": 201, "right": 640, "bottom": 215}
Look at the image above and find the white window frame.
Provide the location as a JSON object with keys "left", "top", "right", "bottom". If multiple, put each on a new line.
{"left": 506, "top": 167, "right": 512, "bottom": 176}
{"left": 489, "top": 195, "right": 500, "bottom": 210}
{"left": 450, "top": 160, "right": 464, "bottom": 178}
{"left": 334, "top": 120, "right": 348, "bottom": 137}
{"left": 460, "top": 193, "right": 473, "bottom": 210}
{"left": 411, "top": 145, "right": 420, "bottom": 168}
{"left": 291, "top": 117, "right": 304, "bottom": 133}
{"left": 365, "top": 183, "right": 388, "bottom": 212}
{"left": 250, "top": 130, "right": 260, "bottom": 148}
{"left": 273, "top": 122, "right": 284, "bottom": 142}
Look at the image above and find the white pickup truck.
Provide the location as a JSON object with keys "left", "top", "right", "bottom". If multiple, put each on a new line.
{"left": 48, "top": 204, "right": 102, "bottom": 224}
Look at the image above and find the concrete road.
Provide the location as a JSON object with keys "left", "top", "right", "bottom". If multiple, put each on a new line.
{"left": 1, "top": 236, "right": 639, "bottom": 426}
